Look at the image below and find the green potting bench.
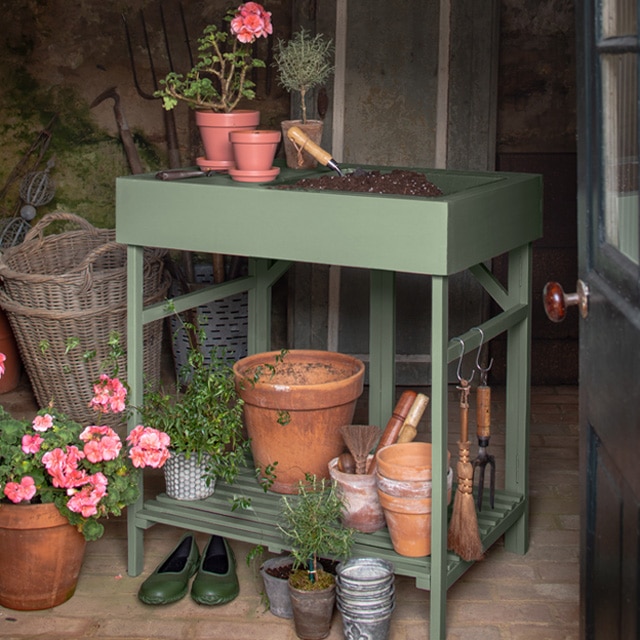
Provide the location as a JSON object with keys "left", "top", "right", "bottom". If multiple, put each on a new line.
{"left": 116, "top": 163, "right": 541, "bottom": 640}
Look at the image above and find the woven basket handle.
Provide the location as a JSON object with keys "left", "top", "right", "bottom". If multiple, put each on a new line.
{"left": 23, "top": 212, "right": 98, "bottom": 245}
{"left": 76, "top": 242, "right": 163, "bottom": 294}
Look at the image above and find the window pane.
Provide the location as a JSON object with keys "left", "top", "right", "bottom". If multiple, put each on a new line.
{"left": 600, "top": 49, "right": 639, "bottom": 264}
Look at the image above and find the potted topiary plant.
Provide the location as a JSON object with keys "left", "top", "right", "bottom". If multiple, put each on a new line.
{"left": 277, "top": 474, "right": 354, "bottom": 640}
{"left": 273, "top": 28, "right": 334, "bottom": 169}
{"left": 155, "top": 2, "right": 274, "bottom": 169}
{"left": 138, "top": 322, "right": 249, "bottom": 501}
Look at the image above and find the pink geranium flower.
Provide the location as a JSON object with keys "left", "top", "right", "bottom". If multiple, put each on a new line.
{"left": 42, "top": 446, "right": 88, "bottom": 489}
{"left": 127, "top": 425, "right": 171, "bottom": 469}
{"left": 32, "top": 413, "right": 54, "bottom": 432}
{"left": 66, "top": 473, "right": 109, "bottom": 518}
{"left": 0, "top": 352, "right": 5, "bottom": 378}
{"left": 230, "top": 2, "right": 272, "bottom": 43}
{"left": 3, "top": 476, "right": 36, "bottom": 503}
{"left": 89, "top": 375, "right": 127, "bottom": 414}
{"left": 21, "top": 433, "right": 44, "bottom": 454}
{"left": 80, "top": 426, "right": 123, "bottom": 463}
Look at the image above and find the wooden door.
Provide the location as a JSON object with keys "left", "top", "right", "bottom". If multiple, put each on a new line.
{"left": 576, "top": 1, "right": 640, "bottom": 637}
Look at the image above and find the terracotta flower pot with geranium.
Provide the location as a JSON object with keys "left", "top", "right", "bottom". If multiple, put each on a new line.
{"left": 155, "top": 2, "right": 274, "bottom": 168}
{"left": 0, "top": 341, "right": 171, "bottom": 610}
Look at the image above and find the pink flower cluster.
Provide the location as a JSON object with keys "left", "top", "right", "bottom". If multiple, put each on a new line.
{"left": 230, "top": 2, "right": 272, "bottom": 44}
{"left": 2, "top": 372, "right": 171, "bottom": 518}
{"left": 89, "top": 374, "right": 127, "bottom": 414}
{"left": 127, "top": 425, "right": 171, "bottom": 469}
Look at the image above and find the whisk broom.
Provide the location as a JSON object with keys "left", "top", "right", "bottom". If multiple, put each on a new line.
{"left": 447, "top": 379, "right": 484, "bottom": 562}
{"left": 340, "top": 425, "right": 382, "bottom": 474}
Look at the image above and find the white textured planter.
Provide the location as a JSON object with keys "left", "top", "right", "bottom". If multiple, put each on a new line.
{"left": 163, "top": 451, "right": 215, "bottom": 501}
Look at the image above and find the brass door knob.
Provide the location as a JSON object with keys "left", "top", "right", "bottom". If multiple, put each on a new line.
{"left": 543, "top": 280, "right": 589, "bottom": 322}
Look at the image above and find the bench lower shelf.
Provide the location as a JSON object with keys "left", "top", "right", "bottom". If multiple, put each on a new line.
{"left": 133, "top": 465, "right": 526, "bottom": 591}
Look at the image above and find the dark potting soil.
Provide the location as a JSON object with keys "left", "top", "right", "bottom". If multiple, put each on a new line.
{"left": 264, "top": 558, "right": 339, "bottom": 580}
{"left": 278, "top": 169, "right": 443, "bottom": 197}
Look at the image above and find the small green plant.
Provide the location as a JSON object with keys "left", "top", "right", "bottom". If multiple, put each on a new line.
{"left": 138, "top": 320, "right": 249, "bottom": 486}
{"left": 273, "top": 28, "right": 334, "bottom": 124}
{"left": 277, "top": 474, "right": 354, "bottom": 590}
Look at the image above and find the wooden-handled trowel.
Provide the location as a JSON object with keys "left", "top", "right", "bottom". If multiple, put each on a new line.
{"left": 286, "top": 127, "right": 345, "bottom": 176}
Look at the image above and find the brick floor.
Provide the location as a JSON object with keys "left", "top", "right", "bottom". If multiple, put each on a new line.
{"left": 0, "top": 376, "right": 580, "bottom": 640}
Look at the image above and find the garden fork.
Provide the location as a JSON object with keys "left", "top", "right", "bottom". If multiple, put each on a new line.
{"left": 472, "top": 328, "right": 495, "bottom": 511}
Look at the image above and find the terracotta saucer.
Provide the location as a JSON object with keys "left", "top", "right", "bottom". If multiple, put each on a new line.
{"left": 228, "top": 167, "right": 280, "bottom": 183}
{"left": 196, "top": 156, "right": 233, "bottom": 172}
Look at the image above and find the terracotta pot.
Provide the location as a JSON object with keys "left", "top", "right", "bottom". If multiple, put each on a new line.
{"left": 0, "top": 502, "right": 87, "bottom": 610}
{"left": 376, "top": 442, "right": 450, "bottom": 481}
{"left": 375, "top": 443, "right": 452, "bottom": 558}
{"left": 195, "top": 110, "right": 260, "bottom": 169}
{"left": 280, "top": 119, "right": 324, "bottom": 169}
{"left": 230, "top": 129, "right": 281, "bottom": 171}
{"left": 328, "top": 455, "right": 385, "bottom": 533}
{"left": 377, "top": 489, "right": 432, "bottom": 557}
{"left": 0, "top": 307, "right": 21, "bottom": 393}
{"left": 233, "top": 350, "right": 365, "bottom": 494}
{"left": 288, "top": 576, "right": 336, "bottom": 640}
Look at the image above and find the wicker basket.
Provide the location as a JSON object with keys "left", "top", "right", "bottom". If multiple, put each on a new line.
{"left": 0, "top": 211, "right": 170, "bottom": 429}
{"left": 0, "top": 212, "right": 166, "bottom": 310}
{"left": 0, "top": 279, "right": 169, "bottom": 429}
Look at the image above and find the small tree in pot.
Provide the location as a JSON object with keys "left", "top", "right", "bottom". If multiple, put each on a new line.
{"left": 278, "top": 474, "right": 353, "bottom": 640}
{"left": 273, "top": 28, "right": 334, "bottom": 169}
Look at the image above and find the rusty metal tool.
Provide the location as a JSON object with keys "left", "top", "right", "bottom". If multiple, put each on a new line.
{"left": 472, "top": 328, "right": 495, "bottom": 511}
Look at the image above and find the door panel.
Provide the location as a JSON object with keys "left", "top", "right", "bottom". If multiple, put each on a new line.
{"left": 577, "top": 0, "right": 640, "bottom": 637}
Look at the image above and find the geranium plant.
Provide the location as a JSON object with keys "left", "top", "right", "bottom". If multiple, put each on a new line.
{"left": 156, "top": 2, "right": 273, "bottom": 113}
{"left": 0, "top": 349, "right": 171, "bottom": 542}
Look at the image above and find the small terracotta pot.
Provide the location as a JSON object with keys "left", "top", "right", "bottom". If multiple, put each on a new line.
{"left": 377, "top": 489, "right": 432, "bottom": 557}
{"left": 230, "top": 129, "right": 281, "bottom": 171}
{"left": 328, "top": 455, "right": 385, "bottom": 533}
{"left": 376, "top": 442, "right": 450, "bottom": 481}
{"left": 0, "top": 502, "right": 87, "bottom": 610}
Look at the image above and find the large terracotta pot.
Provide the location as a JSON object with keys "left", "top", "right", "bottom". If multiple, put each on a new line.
{"left": 195, "top": 110, "right": 260, "bottom": 169}
{"left": 0, "top": 502, "right": 87, "bottom": 610}
{"left": 233, "top": 350, "right": 365, "bottom": 494}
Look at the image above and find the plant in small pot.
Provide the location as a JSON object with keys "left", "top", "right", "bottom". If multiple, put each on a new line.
{"left": 155, "top": 2, "right": 274, "bottom": 169}
{"left": 273, "top": 28, "right": 334, "bottom": 169}
{"left": 0, "top": 342, "right": 171, "bottom": 611}
{"left": 138, "top": 323, "right": 250, "bottom": 501}
{"left": 277, "top": 474, "right": 354, "bottom": 640}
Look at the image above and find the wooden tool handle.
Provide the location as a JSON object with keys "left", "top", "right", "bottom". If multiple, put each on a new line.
{"left": 365, "top": 390, "right": 417, "bottom": 473}
{"left": 287, "top": 126, "right": 334, "bottom": 167}
{"left": 396, "top": 393, "right": 430, "bottom": 444}
{"left": 476, "top": 384, "right": 491, "bottom": 440}
{"left": 460, "top": 400, "right": 469, "bottom": 443}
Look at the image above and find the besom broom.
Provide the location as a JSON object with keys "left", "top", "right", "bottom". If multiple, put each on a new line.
{"left": 447, "top": 378, "right": 484, "bottom": 561}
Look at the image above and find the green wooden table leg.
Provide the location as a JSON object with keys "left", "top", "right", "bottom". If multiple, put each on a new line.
{"left": 430, "top": 275, "right": 449, "bottom": 640}
{"left": 247, "top": 258, "right": 271, "bottom": 354}
{"left": 368, "top": 270, "right": 396, "bottom": 427}
{"left": 504, "top": 243, "right": 532, "bottom": 555}
{"left": 127, "top": 245, "right": 145, "bottom": 577}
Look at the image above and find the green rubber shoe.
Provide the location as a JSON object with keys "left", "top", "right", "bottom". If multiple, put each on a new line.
{"left": 138, "top": 532, "right": 200, "bottom": 605}
{"left": 191, "top": 535, "right": 239, "bottom": 606}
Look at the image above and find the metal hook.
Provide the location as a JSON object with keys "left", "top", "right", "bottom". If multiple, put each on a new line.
{"left": 453, "top": 337, "right": 475, "bottom": 384}
{"left": 472, "top": 327, "right": 494, "bottom": 385}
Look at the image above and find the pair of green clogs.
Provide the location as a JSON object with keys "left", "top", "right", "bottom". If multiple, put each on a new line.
{"left": 138, "top": 532, "right": 239, "bottom": 606}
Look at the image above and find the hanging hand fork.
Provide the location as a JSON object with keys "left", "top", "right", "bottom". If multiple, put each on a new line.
{"left": 472, "top": 328, "right": 495, "bottom": 511}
